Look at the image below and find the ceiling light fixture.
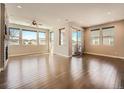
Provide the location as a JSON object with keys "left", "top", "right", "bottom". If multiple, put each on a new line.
{"left": 17, "top": 5, "right": 22, "bottom": 8}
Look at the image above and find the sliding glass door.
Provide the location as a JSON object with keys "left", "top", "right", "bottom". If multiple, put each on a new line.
{"left": 72, "top": 30, "right": 82, "bottom": 56}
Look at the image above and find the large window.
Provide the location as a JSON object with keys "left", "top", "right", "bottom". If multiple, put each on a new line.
{"left": 9, "top": 28, "right": 20, "bottom": 45}
{"left": 90, "top": 27, "right": 115, "bottom": 46}
{"left": 39, "top": 32, "right": 46, "bottom": 45}
{"left": 91, "top": 29, "right": 100, "bottom": 45}
{"left": 22, "top": 30, "right": 37, "bottom": 45}
{"left": 102, "top": 27, "right": 115, "bottom": 46}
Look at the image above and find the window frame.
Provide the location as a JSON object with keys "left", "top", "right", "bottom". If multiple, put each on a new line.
{"left": 90, "top": 28, "right": 101, "bottom": 46}
{"left": 38, "top": 31, "right": 47, "bottom": 45}
{"left": 102, "top": 26, "right": 115, "bottom": 46}
{"left": 22, "top": 29, "right": 37, "bottom": 46}
{"left": 9, "top": 27, "right": 20, "bottom": 46}
{"left": 90, "top": 26, "right": 115, "bottom": 46}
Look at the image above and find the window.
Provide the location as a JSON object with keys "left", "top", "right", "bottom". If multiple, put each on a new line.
{"left": 39, "top": 32, "right": 46, "bottom": 45}
{"left": 9, "top": 28, "right": 20, "bottom": 45}
{"left": 59, "top": 28, "right": 65, "bottom": 45}
{"left": 22, "top": 29, "right": 37, "bottom": 45}
{"left": 102, "top": 27, "right": 115, "bottom": 46}
{"left": 91, "top": 29, "right": 100, "bottom": 45}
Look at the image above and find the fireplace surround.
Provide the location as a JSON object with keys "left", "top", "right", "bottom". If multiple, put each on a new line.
{"left": 0, "top": 3, "right": 9, "bottom": 72}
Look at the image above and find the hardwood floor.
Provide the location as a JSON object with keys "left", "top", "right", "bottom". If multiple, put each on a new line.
{"left": 0, "top": 54, "right": 124, "bottom": 89}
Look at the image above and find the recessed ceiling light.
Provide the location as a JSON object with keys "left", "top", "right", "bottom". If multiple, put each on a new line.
{"left": 107, "top": 12, "right": 111, "bottom": 15}
{"left": 17, "top": 5, "right": 22, "bottom": 8}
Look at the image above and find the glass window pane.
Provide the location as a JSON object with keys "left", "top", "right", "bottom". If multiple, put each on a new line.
{"left": 22, "top": 30, "right": 37, "bottom": 45}
{"left": 72, "top": 32, "right": 77, "bottom": 42}
{"left": 91, "top": 30, "right": 100, "bottom": 37}
{"left": 103, "top": 37, "right": 114, "bottom": 45}
{"left": 72, "top": 32, "right": 77, "bottom": 52}
{"left": 77, "top": 31, "right": 82, "bottom": 52}
{"left": 9, "top": 28, "right": 20, "bottom": 45}
{"left": 61, "top": 32, "right": 64, "bottom": 45}
{"left": 102, "top": 27, "right": 115, "bottom": 45}
{"left": 77, "top": 31, "right": 81, "bottom": 42}
{"left": 91, "top": 30, "right": 100, "bottom": 45}
{"left": 102, "top": 28, "right": 114, "bottom": 36}
{"left": 91, "top": 37, "right": 100, "bottom": 45}
{"left": 39, "top": 32, "right": 46, "bottom": 45}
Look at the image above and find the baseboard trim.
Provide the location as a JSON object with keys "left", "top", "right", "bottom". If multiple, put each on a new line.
{"left": 53, "top": 52, "right": 71, "bottom": 58}
{"left": 9, "top": 51, "right": 49, "bottom": 57}
{"left": 84, "top": 52, "right": 124, "bottom": 60}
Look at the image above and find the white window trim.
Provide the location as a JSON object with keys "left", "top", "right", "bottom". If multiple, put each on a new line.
{"left": 101, "top": 27, "right": 115, "bottom": 46}
{"left": 90, "top": 26, "right": 115, "bottom": 46}
{"left": 90, "top": 29, "right": 101, "bottom": 46}
{"left": 9, "top": 27, "right": 20, "bottom": 46}
{"left": 22, "top": 29, "right": 37, "bottom": 46}
{"left": 9, "top": 27, "right": 48, "bottom": 46}
{"left": 38, "top": 31, "right": 47, "bottom": 45}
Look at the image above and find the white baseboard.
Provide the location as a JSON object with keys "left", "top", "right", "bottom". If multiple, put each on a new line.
{"left": 9, "top": 51, "right": 49, "bottom": 57}
{"left": 84, "top": 52, "right": 124, "bottom": 60}
{"left": 53, "top": 52, "right": 71, "bottom": 58}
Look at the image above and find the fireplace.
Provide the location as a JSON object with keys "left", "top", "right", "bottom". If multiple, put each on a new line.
{"left": 0, "top": 3, "right": 8, "bottom": 72}
{"left": 6, "top": 46, "right": 8, "bottom": 60}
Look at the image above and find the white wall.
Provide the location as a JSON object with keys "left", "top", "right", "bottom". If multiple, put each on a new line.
{"left": 8, "top": 23, "right": 49, "bottom": 57}
{"left": 53, "top": 23, "right": 70, "bottom": 57}
{"left": 53, "top": 22, "right": 84, "bottom": 57}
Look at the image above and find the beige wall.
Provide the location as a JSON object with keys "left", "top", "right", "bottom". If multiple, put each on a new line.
{"left": 53, "top": 23, "right": 70, "bottom": 57}
{"left": 8, "top": 23, "right": 49, "bottom": 57}
{"left": 53, "top": 22, "right": 84, "bottom": 57}
{"left": 84, "top": 20, "right": 124, "bottom": 58}
{"left": 9, "top": 45, "right": 48, "bottom": 57}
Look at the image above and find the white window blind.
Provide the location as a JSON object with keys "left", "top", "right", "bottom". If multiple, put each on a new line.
{"left": 91, "top": 29, "right": 100, "bottom": 45}
{"left": 102, "top": 27, "right": 115, "bottom": 46}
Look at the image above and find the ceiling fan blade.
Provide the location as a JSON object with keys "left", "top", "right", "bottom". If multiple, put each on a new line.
{"left": 38, "top": 23, "right": 42, "bottom": 26}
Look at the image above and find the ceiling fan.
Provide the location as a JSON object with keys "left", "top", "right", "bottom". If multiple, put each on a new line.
{"left": 31, "top": 20, "right": 42, "bottom": 27}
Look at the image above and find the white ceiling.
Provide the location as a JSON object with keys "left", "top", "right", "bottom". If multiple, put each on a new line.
{"left": 5, "top": 3, "right": 124, "bottom": 29}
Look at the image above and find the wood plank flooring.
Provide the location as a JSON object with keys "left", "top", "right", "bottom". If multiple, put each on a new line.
{"left": 0, "top": 54, "right": 124, "bottom": 89}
